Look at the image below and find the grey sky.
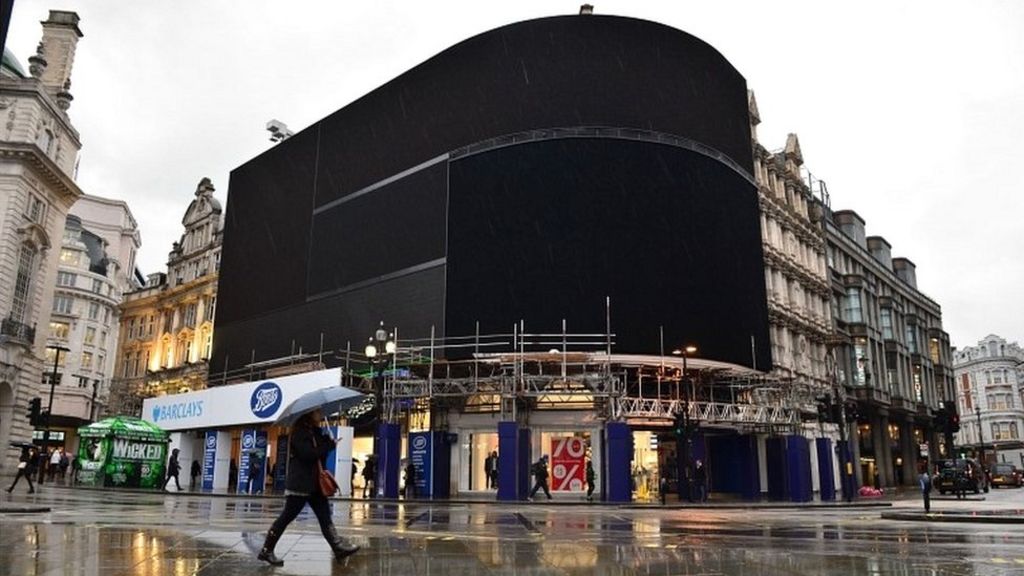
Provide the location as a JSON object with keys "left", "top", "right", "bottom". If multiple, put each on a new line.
{"left": 6, "top": 1, "right": 1022, "bottom": 349}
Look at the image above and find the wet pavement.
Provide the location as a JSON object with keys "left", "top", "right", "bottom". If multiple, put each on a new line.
{"left": 2, "top": 486, "right": 1024, "bottom": 575}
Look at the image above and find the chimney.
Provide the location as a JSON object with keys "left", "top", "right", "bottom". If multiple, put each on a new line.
{"left": 892, "top": 258, "right": 917, "bottom": 289}
{"left": 580, "top": 4, "right": 594, "bottom": 15}
{"left": 833, "top": 210, "right": 867, "bottom": 249}
{"left": 866, "top": 236, "right": 893, "bottom": 270}
{"left": 38, "top": 11, "right": 83, "bottom": 93}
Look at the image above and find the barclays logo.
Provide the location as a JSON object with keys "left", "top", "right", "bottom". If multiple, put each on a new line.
{"left": 412, "top": 435, "right": 428, "bottom": 450}
{"left": 152, "top": 400, "right": 203, "bottom": 423}
{"left": 206, "top": 434, "right": 217, "bottom": 449}
{"left": 250, "top": 382, "right": 283, "bottom": 419}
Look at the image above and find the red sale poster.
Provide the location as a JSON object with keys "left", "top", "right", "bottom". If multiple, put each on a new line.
{"left": 550, "top": 437, "right": 586, "bottom": 491}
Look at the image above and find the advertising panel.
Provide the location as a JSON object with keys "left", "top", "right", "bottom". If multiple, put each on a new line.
{"left": 238, "top": 429, "right": 269, "bottom": 494}
{"left": 409, "top": 431, "right": 432, "bottom": 497}
{"left": 142, "top": 368, "right": 343, "bottom": 431}
{"left": 202, "top": 431, "right": 217, "bottom": 490}
{"left": 551, "top": 437, "right": 586, "bottom": 492}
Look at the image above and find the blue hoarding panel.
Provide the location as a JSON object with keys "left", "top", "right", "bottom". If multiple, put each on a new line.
{"left": 817, "top": 437, "right": 835, "bottom": 501}
{"left": 202, "top": 431, "right": 217, "bottom": 490}
{"left": 497, "top": 422, "right": 518, "bottom": 501}
{"left": 409, "top": 431, "right": 433, "bottom": 497}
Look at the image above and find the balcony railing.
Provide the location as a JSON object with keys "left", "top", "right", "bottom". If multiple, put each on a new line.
{"left": 1, "top": 317, "right": 36, "bottom": 343}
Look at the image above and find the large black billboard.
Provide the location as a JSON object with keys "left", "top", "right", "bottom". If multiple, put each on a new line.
{"left": 213, "top": 14, "right": 769, "bottom": 373}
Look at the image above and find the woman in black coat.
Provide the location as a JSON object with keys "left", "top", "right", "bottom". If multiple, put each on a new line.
{"left": 5, "top": 447, "right": 37, "bottom": 493}
{"left": 258, "top": 409, "right": 360, "bottom": 566}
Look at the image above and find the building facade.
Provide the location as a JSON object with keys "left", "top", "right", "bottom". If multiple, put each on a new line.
{"left": 953, "top": 335, "right": 1024, "bottom": 468}
{"left": 0, "top": 11, "right": 84, "bottom": 470}
{"left": 42, "top": 195, "right": 140, "bottom": 451}
{"left": 749, "top": 92, "right": 832, "bottom": 410}
{"left": 107, "top": 178, "right": 221, "bottom": 417}
{"left": 825, "top": 209, "right": 955, "bottom": 488}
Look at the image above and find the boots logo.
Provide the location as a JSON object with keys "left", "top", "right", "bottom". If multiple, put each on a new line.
{"left": 250, "top": 382, "right": 283, "bottom": 418}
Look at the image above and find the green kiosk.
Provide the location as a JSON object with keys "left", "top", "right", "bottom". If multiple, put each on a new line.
{"left": 77, "top": 416, "right": 170, "bottom": 489}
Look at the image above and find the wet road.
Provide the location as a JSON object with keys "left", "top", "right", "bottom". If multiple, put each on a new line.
{"left": 2, "top": 487, "right": 1024, "bottom": 575}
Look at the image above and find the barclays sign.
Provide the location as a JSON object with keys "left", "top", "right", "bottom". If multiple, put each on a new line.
{"left": 250, "top": 382, "right": 283, "bottom": 418}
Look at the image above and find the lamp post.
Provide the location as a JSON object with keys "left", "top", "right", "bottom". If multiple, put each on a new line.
{"left": 43, "top": 343, "right": 70, "bottom": 484}
{"left": 975, "top": 405, "right": 985, "bottom": 467}
{"left": 364, "top": 321, "right": 396, "bottom": 421}
{"left": 671, "top": 345, "right": 698, "bottom": 501}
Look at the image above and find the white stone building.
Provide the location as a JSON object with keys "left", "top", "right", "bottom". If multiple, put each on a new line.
{"left": 954, "top": 335, "right": 1024, "bottom": 468}
{"left": 0, "top": 11, "right": 84, "bottom": 471}
{"left": 42, "top": 195, "right": 140, "bottom": 450}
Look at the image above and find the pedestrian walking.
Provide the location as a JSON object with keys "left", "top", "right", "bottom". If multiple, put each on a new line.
{"left": 586, "top": 460, "right": 596, "bottom": 502}
{"left": 5, "top": 447, "right": 37, "bottom": 494}
{"left": 694, "top": 460, "right": 708, "bottom": 503}
{"left": 529, "top": 455, "right": 552, "bottom": 500}
{"left": 405, "top": 460, "right": 417, "bottom": 499}
{"left": 257, "top": 409, "right": 360, "bottom": 566}
{"left": 190, "top": 460, "right": 201, "bottom": 489}
{"left": 247, "top": 456, "right": 262, "bottom": 494}
{"left": 918, "top": 469, "right": 932, "bottom": 513}
{"left": 351, "top": 461, "right": 358, "bottom": 494}
{"left": 163, "top": 448, "right": 183, "bottom": 491}
{"left": 59, "top": 449, "right": 69, "bottom": 482}
{"left": 49, "top": 448, "right": 61, "bottom": 482}
{"left": 362, "top": 455, "right": 376, "bottom": 498}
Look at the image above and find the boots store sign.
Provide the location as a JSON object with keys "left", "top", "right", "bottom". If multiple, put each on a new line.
{"left": 141, "top": 368, "right": 343, "bottom": 431}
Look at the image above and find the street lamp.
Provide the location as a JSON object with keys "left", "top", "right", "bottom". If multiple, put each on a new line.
{"left": 43, "top": 343, "right": 70, "bottom": 484}
{"left": 975, "top": 404, "right": 985, "bottom": 467}
{"left": 671, "top": 345, "right": 698, "bottom": 501}
{"left": 365, "top": 321, "right": 396, "bottom": 421}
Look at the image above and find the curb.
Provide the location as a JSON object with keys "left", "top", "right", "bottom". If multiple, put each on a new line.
{"left": 0, "top": 506, "right": 51, "bottom": 514}
{"left": 881, "top": 512, "right": 1024, "bottom": 524}
{"left": 46, "top": 484, "right": 892, "bottom": 510}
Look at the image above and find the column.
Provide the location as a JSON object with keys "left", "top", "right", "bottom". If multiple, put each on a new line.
{"left": 900, "top": 419, "right": 916, "bottom": 486}
{"left": 375, "top": 422, "right": 400, "bottom": 498}
{"left": 605, "top": 422, "right": 632, "bottom": 503}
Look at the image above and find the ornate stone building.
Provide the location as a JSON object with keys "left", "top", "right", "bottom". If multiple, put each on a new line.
{"left": 43, "top": 195, "right": 140, "bottom": 449}
{"left": 107, "top": 178, "right": 222, "bottom": 417}
{"left": 954, "top": 335, "right": 1024, "bottom": 468}
{"left": 0, "top": 11, "right": 84, "bottom": 470}
{"left": 749, "top": 92, "right": 832, "bottom": 408}
{"left": 825, "top": 208, "right": 954, "bottom": 487}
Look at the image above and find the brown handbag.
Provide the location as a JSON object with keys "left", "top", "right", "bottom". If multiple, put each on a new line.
{"left": 317, "top": 459, "right": 339, "bottom": 497}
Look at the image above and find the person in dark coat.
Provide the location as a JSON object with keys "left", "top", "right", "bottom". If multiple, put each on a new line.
{"left": 529, "top": 455, "right": 552, "bottom": 500}
{"left": 163, "top": 448, "right": 183, "bottom": 491}
{"left": 693, "top": 460, "right": 708, "bottom": 502}
{"left": 258, "top": 410, "right": 359, "bottom": 566}
{"left": 6, "top": 447, "right": 37, "bottom": 494}
{"left": 919, "top": 469, "right": 932, "bottom": 513}
{"left": 362, "top": 455, "right": 377, "bottom": 499}
{"left": 484, "top": 451, "right": 496, "bottom": 489}
{"left": 586, "top": 460, "right": 596, "bottom": 502}
{"left": 190, "top": 460, "right": 201, "bottom": 489}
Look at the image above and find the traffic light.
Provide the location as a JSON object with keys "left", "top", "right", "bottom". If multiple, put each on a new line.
{"left": 944, "top": 400, "right": 960, "bottom": 433}
{"left": 26, "top": 397, "right": 41, "bottom": 426}
{"left": 673, "top": 412, "right": 686, "bottom": 437}
{"left": 844, "top": 402, "right": 859, "bottom": 422}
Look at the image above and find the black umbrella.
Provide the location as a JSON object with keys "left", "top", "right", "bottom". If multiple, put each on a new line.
{"left": 8, "top": 441, "right": 36, "bottom": 450}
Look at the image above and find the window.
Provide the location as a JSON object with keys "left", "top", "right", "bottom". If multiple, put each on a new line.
{"left": 202, "top": 329, "right": 213, "bottom": 360}
{"left": 854, "top": 340, "right": 869, "bottom": 386}
{"left": 59, "top": 248, "right": 78, "bottom": 266}
{"left": 84, "top": 326, "right": 96, "bottom": 345}
{"left": 50, "top": 321, "right": 70, "bottom": 340}
{"left": 906, "top": 325, "right": 919, "bottom": 354}
{"left": 98, "top": 354, "right": 105, "bottom": 372}
{"left": 27, "top": 195, "right": 47, "bottom": 224}
{"left": 929, "top": 338, "right": 941, "bottom": 365}
{"left": 100, "top": 330, "right": 107, "bottom": 348}
{"left": 88, "top": 302, "right": 99, "bottom": 320}
{"left": 81, "top": 351, "right": 93, "bottom": 369}
{"left": 962, "top": 374, "right": 973, "bottom": 410}
{"left": 163, "top": 310, "right": 174, "bottom": 333}
{"left": 37, "top": 128, "right": 54, "bottom": 155}
{"left": 57, "top": 272, "right": 76, "bottom": 287}
{"left": 991, "top": 422, "right": 1017, "bottom": 441}
{"left": 11, "top": 245, "right": 36, "bottom": 322}
{"left": 42, "top": 372, "right": 62, "bottom": 387}
{"left": 53, "top": 295, "right": 74, "bottom": 314}
{"left": 844, "top": 287, "right": 863, "bottom": 323}
{"left": 880, "top": 308, "right": 894, "bottom": 340}
{"left": 122, "top": 354, "right": 130, "bottom": 377}
{"left": 103, "top": 308, "right": 110, "bottom": 325}
{"left": 147, "top": 316, "right": 155, "bottom": 335}
{"left": 163, "top": 341, "right": 173, "bottom": 368}
{"left": 184, "top": 302, "right": 197, "bottom": 328}
{"left": 913, "top": 365, "right": 923, "bottom": 402}
{"left": 77, "top": 376, "right": 89, "bottom": 388}
{"left": 91, "top": 278, "right": 102, "bottom": 293}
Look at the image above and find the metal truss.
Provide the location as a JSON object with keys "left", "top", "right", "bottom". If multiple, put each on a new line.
{"left": 614, "top": 397, "right": 798, "bottom": 426}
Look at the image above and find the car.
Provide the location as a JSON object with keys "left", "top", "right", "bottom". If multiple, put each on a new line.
{"left": 990, "top": 463, "right": 1023, "bottom": 488}
{"left": 935, "top": 458, "right": 989, "bottom": 495}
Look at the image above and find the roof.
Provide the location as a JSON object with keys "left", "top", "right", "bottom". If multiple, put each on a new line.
{"left": 1, "top": 47, "right": 28, "bottom": 79}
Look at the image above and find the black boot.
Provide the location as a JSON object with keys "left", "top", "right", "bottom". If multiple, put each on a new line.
{"left": 258, "top": 529, "right": 284, "bottom": 566}
{"left": 324, "top": 524, "right": 360, "bottom": 561}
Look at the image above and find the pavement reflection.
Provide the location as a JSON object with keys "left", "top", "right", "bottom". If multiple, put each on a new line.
{"left": 2, "top": 489, "right": 1023, "bottom": 575}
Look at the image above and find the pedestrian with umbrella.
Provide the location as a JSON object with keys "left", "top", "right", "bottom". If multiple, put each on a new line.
{"left": 257, "top": 386, "right": 365, "bottom": 566}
